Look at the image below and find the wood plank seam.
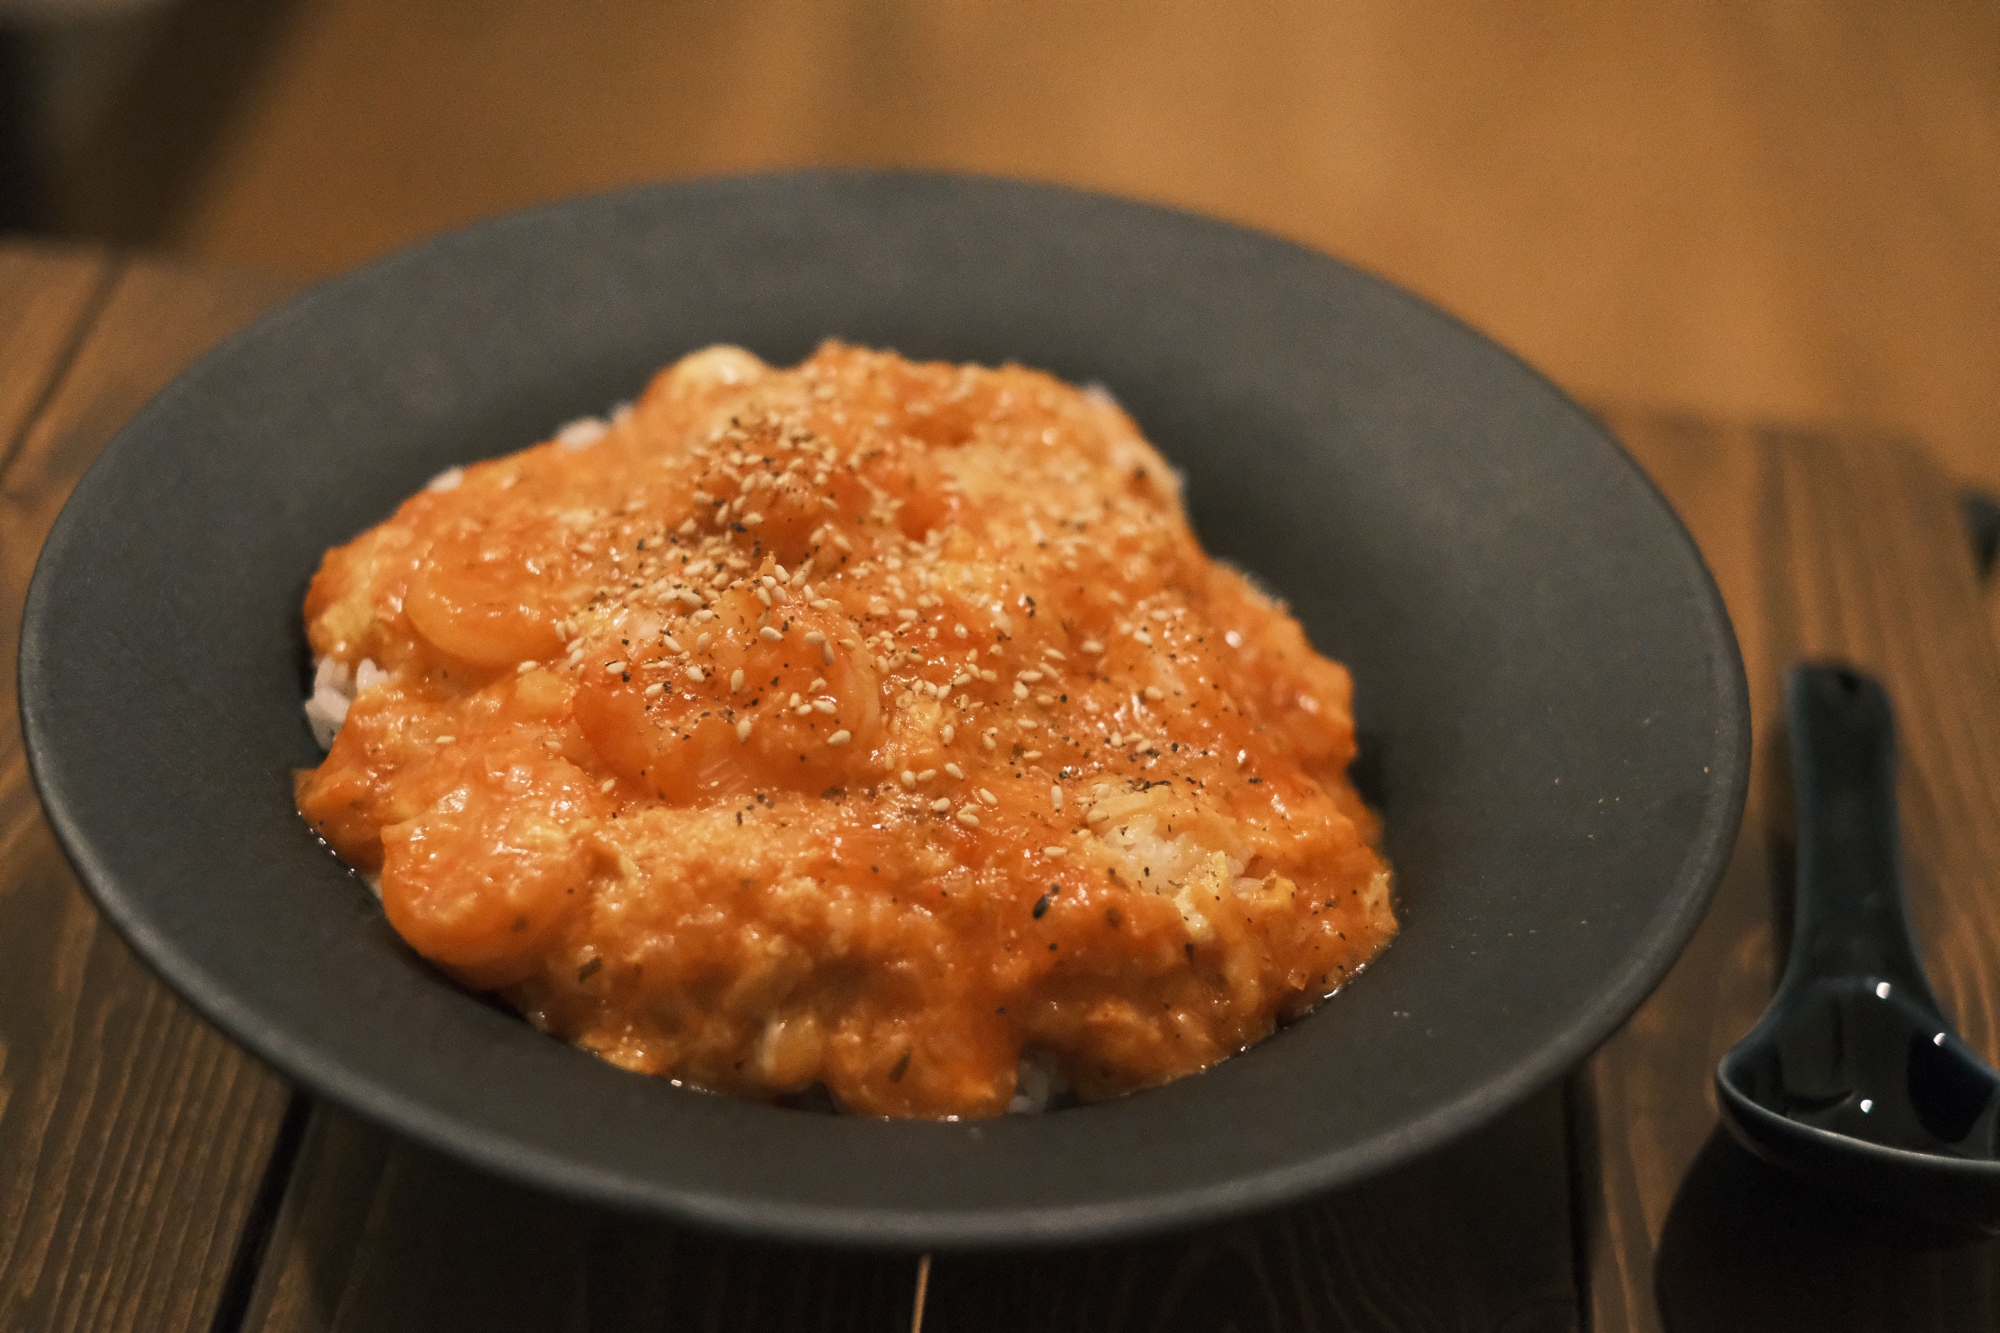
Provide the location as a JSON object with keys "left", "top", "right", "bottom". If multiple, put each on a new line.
{"left": 206, "top": 1093, "right": 312, "bottom": 1333}
{"left": 0, "top": 257, "right": 125, "bottom": 484}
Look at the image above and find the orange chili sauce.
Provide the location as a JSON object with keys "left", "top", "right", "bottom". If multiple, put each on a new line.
{"left": 295, "top": 343, "right": 1394, "bottom": 1118}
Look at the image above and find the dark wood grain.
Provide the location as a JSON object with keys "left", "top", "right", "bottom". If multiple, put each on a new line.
{"left": 0, "top": 251, "right": 300, "bottom": 1333}
{"left": 240, "top": 1105, "right": 921, "bottom": 1333}
{"left": 1578, "top": 414, "right": 2000, "bottom": 1333}
{"left": 921, "top": 1084, "right": 1577, "bottom": 1333}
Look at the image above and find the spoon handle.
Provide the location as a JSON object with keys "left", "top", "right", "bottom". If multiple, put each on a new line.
{"left": 1783, "top": 664, "right": 1938, "bottom": 1004}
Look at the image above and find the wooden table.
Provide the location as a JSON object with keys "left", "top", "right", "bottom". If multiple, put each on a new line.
{"left": 4, "top": 242, "right": 1998, "bottom": 1332}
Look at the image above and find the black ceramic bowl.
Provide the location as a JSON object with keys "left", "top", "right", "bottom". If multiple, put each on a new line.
{"left": 19, "top": 172, "right": 1747, "bottom": 1249}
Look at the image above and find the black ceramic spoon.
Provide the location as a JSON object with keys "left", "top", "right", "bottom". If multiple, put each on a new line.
{"left": 1716, "top": 663, "right": 2000, "bottom": 1232}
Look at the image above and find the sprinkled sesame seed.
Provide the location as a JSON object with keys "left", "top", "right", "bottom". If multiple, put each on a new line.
{"left": 827, "top": 729, "right": 852, "bottom": 746}
{"left": 686, "top": 665, "right": 704, "bottom": 682}
{"left": 1144, "top": 685, "right": 1166, "bottom": 701}
{"left": 605, "top": 660, "right": 627, "bottom": 673}
{"left": 1051, "top": 785, "right": 1064, "bottom": 810}
{"left": 954, "top": 624, "right": 968, "bottom": 639}
{"left": 1013, "top": 682, "right": 1029, "bottom": 700}
{"left": 945, "top": 763, "right": 966, "bottom": 779}
{"left": 644, "top": 682, "right": 664, "bottom": 697}
{"left": 676, "top": 590, "right": 703, "bottom": 608}
{"left": 696, "top": 632, "right": 712, "bottom": 651}
{"left": 600, "top": 778, "right": 617, "bottom": 793}
{"left": 1035, "top": 693, "right": 1056, "bottom": 705}
{"left": 956, "top": 807, "right": 980, "bottom": 827}
{"left": 941, "top": 725, "right": 955, "bottom": 744}
{"left": 931, "top": 797, "right": 952, "bottom": 812}
{"left": 901, "top": 770, "right": 917, "bottom": 789}
{"left": 917, "top": 768, "right": 937, "bottom": 781}
{"left": 1019, "top": 719, "right": 1040, "bottom": 730}
{"left": 813, "top": 699, "right": 836, "bottom": 714}
{"left": 978, "top": 788, "right": 998, "bottom": 806}
{"left": 760, "top": 627, "right": 784, "bottom": 642}
{"left": 737, "top": 718, "right": 753, "bottom": 742}
{"left": 1017, "top": 670, "right": 1043, "bottom": 682}
{"left": 436, "top": 735, "right": 456, "bottom": 745}
{"left": 1044, "top": 845, "right": 1067, "bottom": 857}
{"left": 1024, "top": 750, "right": 1042, "bottom": 760}
{"left": 804, "top": 630, "right": 826, "bottom": 645}
{"left": 1081, "top": 639, "right": 1105, "bottom": 654}
{"left": 980, "top": 670, "right": 998, "bottom": 683}
{"left": 757, "top": 588, "right": 773, "bottom": 607}
{"left": 741, "top": 513, "right": 764, "bottom": 527}
{"left": 821, "top": 644, "right": 835, "bottom": 665}
{"left": 662, "top": 635, "right": 683, "bottom": 653}
{"left": 813, "top": 598, "right": 841, "bottom": 610}
{"left": 730, "top": 668, "right": 745, "bottom": 693}
{"left": 1087, "top": 808, "right": 1111, "bottom": 824}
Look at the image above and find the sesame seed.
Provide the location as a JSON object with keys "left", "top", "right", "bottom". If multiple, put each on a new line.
{"left": 1024, "top": 750, "right": 1042, "bottom": 760}
{"left": 789, "top": 693, "right": 802, "bottom": 707}
{"left": 1013, "top": 682, "right": 1029, "bottom": 700}
{"left": 898, "top": 608, "right": 918, "bottom": 622}
{"left": 686, "top": 666, "right": 704, "bottom": 683}
{"left": 757, "top": 588, "right": 773, "bottom": 607}
{"left": 941, "top": 725, "right": 955, "bottom": 744}
{"left": 517, "top": 661, "right": 538, "bottom": 674}
{"left": 662, "top": 635, "right": 683, "bottom": 654}
{"left": 980, "top": 670, "right": 998, "bottom": 683}
{"left": 436, "top": 735, "right": 456, "bottom": 745}
{"left": 795, "top": 705, "right": 813, "bottom": 716}
{"left": 737, "top": 718, "right": 754, "bottom": 742}
{"left": 761, "top": 575, "right": 777, "bottom": 588}
{"left": 730, "top": 669, "right": 745, "bottom": 693}
{"left": 600, "top": 778, "right": 617, "bottom": 793}
{"left": 813, "top": 699, "right": 836, "bottom": 714}
{"left": 804, "top": 630, "right": 826, "bottom": 645}
{"left": 813, "top": 598, "right": 841, "bottom": 610}
{"left": 1017, "top": 670, "right": 1043, "bottom": 682}
{"left": 741, "top": 513, "right": 764, "bottom": 527}
{"left": 1043, "top": 845, "right": 1067, "bottom": 857}
{"left": 931, "top": 797, "right": 952, "bottom": 812}
{"left": 644, "top": 682, "right": 664, "bottom": 697}
{"left": 1144, "top": 685, "right": 1166, "bottom": 701}
{"left": 945, "top": 763, "right": 966, "bottom": 779}
{"left": 605, "top": 660, "right": 627, "bottom": 673}
{"left": 917, "top": 768, "right": 937, "bottom": 781}
{"left": 1035, "top": 693, "right": 1056, "bottom": 705}
{"left": 827, "top": 730, "right": 852, "bottom": 746}
{"left": 760, "top": 627, "right": 784, "bottom": 642}
{"left": 1087, "top": 808, "right": 1111, "bottom": 824}
{"left": 821, "top": 644, "right": 835, "bottom": 665}
{"left": 901, "top": 770, "right": 917, "bottom": 790}
{"left": 677, "top": 590, "right": 703, "bottom": 608}
{"left": 696, "top": 632, "right": 712, "bottom": 651}
{"left": 1081, "top": 639, "right": 1105, "bottom": 654}
{"left": 1019, "top": 719, "right": 1040, "bottom": 730}
{"left": 983, "top": 732, "right": 997, "bottom": 751}
{"left": 956, "top": 807, "right": 980, "bottom": 827}
{"left": 954, "top": 624, "right": 968, "bottom": 639}
{"left": 1051, "top": 785, "right": 1064, "bottom": 810}
{"left": 978, "top": 788, "right": 998, "bottom": 806}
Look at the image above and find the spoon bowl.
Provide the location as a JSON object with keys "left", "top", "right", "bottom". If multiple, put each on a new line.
{"left": 1717, "top": 664, "right": 2000, "bottom": 1232}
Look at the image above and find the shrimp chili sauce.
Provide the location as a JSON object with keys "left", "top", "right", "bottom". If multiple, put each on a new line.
{"left": 294, "top": 343, "right": 1394, "bottom": 1119}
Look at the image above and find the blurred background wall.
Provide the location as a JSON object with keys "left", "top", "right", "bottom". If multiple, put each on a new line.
{"left": 4, "top": 0, "right": 1996, "bottom": 487}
